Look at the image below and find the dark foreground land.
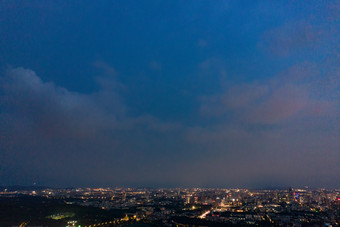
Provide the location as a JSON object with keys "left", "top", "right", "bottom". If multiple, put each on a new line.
{"left": 0, "top": 196, "right": 126, "bottom": 227}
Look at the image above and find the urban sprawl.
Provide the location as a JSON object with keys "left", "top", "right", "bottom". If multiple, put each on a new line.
{"left": 1, "top": 187, "right": 339, "bottom": 226}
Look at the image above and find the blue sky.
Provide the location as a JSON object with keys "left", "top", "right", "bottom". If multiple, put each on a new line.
{"left": 0, "top": 0, "right": 339, "bottom": 188}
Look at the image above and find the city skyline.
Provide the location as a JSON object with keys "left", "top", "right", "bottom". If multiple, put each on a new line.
{"left": 1, "top": 186, "right": 339, "bottom": 226}
{"left": 0, "top": 1, "right": 339, "bottom": 188}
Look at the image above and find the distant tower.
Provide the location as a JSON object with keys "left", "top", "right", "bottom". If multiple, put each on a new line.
{"left": 122, "top": 191, "right": 126, "bottom": 201}
{"left": 288, "top": 187, "right": 293, "bottom": 202}
{"left": 185, "top": 196, "right": 191, "bottom": 204}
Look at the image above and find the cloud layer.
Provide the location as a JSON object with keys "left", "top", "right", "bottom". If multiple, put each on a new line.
{"left": 0, "top": 67, "right": 186, "bottom": 187}
{"left": 0, "top": 1, "right": 339, "bottom": 188}
{"left": 1, "top": 63, "right": 339, "bottom": 188}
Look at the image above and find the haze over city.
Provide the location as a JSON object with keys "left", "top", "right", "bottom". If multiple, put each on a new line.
{"left": 0, "top": 1, "right": 339, "bottom": 189}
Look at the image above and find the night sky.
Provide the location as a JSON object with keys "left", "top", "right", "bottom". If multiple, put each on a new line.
{"left": 0, "top": 1, "right": 339, "bottom": 188}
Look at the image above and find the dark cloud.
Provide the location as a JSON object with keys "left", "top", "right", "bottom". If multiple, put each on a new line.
{"left": 0, "top": 63, "right": 339, "bottom": 188}
{"left": 259, "top": 22, "right": 323, "bottom": 56}
{"left": 200, "top": 63, "right": 338, "bottom": 124}
{"left": 149, "top": 60, "right": 162, "bottom": 71}
{"left": 192, "top": 61, "right": 340, "bottom": 188}
{"left": 0, "top": 67, "right": 186, "bottom": 187}
{"left": 1, "top": 67, "right": 125, "bottom": 139}
{"left": 258, "top": 3, "right": 339, "bottom": 58}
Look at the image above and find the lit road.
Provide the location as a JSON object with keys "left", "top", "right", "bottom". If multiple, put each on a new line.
{"left": 199, "top": 210, "right": 211, "bottom": 219}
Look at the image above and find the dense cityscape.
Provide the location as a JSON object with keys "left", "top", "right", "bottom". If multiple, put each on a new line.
{"left": 1, "top": 186, "right": 339, "bottom": 226}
